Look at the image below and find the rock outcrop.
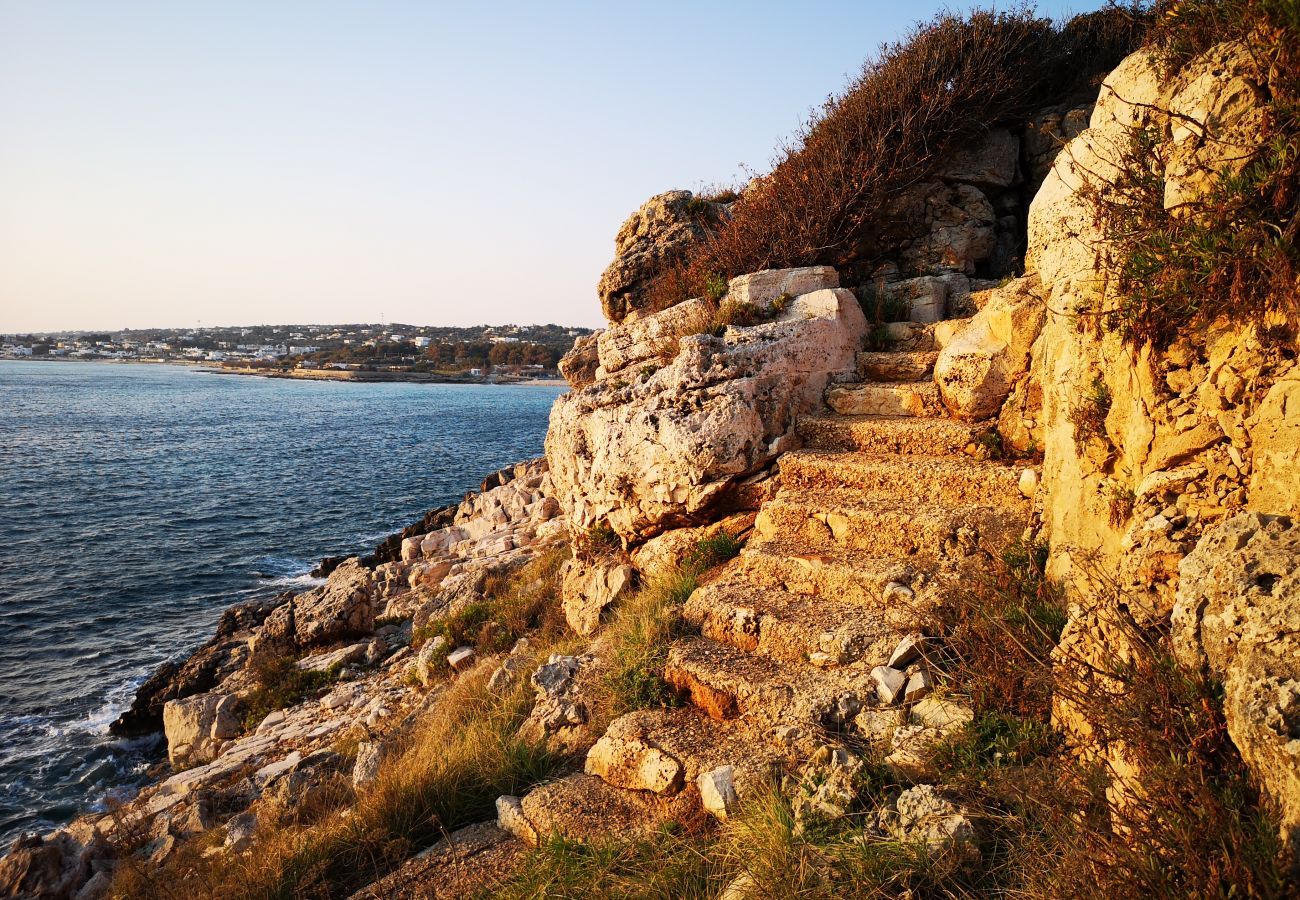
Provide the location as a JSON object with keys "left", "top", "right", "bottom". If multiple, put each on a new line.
{"left": 596, "top": 190, "right": 729, "bottom": 326}
{"left": 934, "top": 276, "right": 1044, "bottom": 421}
{"left": 1172, "top": 514, "right": 1300, "bottom": 845}
{"left": 547, "top": 268, "right": 866, "bottom": 543}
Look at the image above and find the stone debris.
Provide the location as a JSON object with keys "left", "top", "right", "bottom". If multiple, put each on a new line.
{"left": 873, "top": 785, "right": 978, "bottom": 867}
{"left": 871, "top": 666, "right": 908, "bottom": 705}
{"left": 887, "top": 634, "right": 926, "bottom": 669}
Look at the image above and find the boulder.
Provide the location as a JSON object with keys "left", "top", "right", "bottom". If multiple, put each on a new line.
{"left": 558, "top": 332, "right": 601, "bottom": 390}
{"left": 726, "top": 266, "right": 838, "bottom": 308}
{"left": 163, "top": 692, "right": 242, "bottom": 766}
{"left": 584, "top": 720, "right": 685, "bottom": 795}
{"left": 561, "top": 559, "right": 637, "bottom": 636}
{"left": 596, "top": 190, "right": 729, "bottom": 325}
{"left": 934, "top": 276, "right": 1045, "bottom": 420}
{"left": 257, "top": 558, "right": 377, "bottom": 652}
{"left": 1171, "top": 514, "right": 1300, "bottom": 844}
{"left": 885, "top": 273, "right": 971, "bottom": 324}
{"left": 546, "top": 280, "right": 866, "bottom": 543}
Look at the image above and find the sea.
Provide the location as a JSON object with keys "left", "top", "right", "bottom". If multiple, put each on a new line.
{"left": 0, "top": 360, "right": 564, "bottom": 845}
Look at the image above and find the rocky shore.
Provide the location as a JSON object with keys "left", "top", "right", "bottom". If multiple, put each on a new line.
{"left": 3, "top": 22, "right": 1298, "bottom": 900}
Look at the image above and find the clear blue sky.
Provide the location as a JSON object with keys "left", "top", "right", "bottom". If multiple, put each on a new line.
{"left": 0, "top": 1, "right": 1106, "bottom": 332}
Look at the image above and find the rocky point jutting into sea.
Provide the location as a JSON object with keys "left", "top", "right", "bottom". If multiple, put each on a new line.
{"left": 3, "top": 8, "right": 1299, "bottom": 898}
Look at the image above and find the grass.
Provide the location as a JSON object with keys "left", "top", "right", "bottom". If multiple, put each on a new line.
{"left": 595, "top": 531, "right": 744, "bottom": 725}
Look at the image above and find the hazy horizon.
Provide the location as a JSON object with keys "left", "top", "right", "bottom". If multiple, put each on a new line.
{"left": 2, "top": 0, "right": 1108, "bottom": 333}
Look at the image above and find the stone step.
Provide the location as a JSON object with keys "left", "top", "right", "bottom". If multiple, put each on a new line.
{"left": 779, "top": 450, "right": 1029, "bottom": 509}
{"left": 825, "top": 381, "right": 944, "bottom": 418}
{"left": 683, "top": 577, "right": 903, "bottom": 667}
{"left": 754, "top": 491, "right": 1027, "bottom": 558}
{"left": 732, "top": 539, "right": 944, "bottom": 609}
{"left": 856, "top": 351, "right": 939, "bottom": 382}
{"left": 505, "top": 773, "right": 690, "bottom": 847}
{"left": 798, "top": 414, "right": 990, "bottom": 456}
{"left": 665, "top": 635, "right": 874, "bottom": 727}
{"left": 584, "top": 707, "right": 786, "bottom": 803}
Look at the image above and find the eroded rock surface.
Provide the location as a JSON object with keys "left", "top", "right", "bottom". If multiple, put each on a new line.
{"left": 547, "top": 275, "right": 866, "bottom": 543}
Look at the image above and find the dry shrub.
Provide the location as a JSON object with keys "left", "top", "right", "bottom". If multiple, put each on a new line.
{"left": 647, "top": 7, "right": 1149, "bottom": 310}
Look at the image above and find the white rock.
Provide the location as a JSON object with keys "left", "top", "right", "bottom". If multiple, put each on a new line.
{"left": 697, "top": 765, "right": 740, "bottom": 820}
{"left": 887, "top": 634, "right": 925, "bottom": 669}
{"left": 1018, "top": 468, "right": 1040, "bottom": 498}
{"left": 904, "top": 668, "right": 934, "bottom": 703}
{"left": 547, "top": 279, "right": 866, "bottom": 542}
{"left": 726, "top": 266, "right": 839, "bottom": 309}
{"left": 447, "top": 646, "right": 476, "bottom": 672}
{"left": 352, "top": 742, "right": 384, "bottom": 790}
{"left": 162, "top": 693, "right": 242, "bottom": 767}
{"left": 871, "top": 666, "right": 908, "bottom": 705}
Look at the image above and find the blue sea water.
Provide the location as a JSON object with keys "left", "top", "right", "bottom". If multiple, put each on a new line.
{"left": 0, "top": 360, "right": 563, "bottom": 844}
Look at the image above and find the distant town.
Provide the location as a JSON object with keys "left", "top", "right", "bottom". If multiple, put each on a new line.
{"left": 0, "top": 322, "right": 594, "bottom": 383}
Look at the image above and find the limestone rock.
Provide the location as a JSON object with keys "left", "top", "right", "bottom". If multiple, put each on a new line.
{"left": 257, "top": 558, "right": 377, "bottom": 652}
{"left": 584, "top": 718, "right": 685, "bottom": 795}
{"left": 697, "top": 766, "right": 740, "bottom": 820}
{"left": 874, "top": 785, "right": 978, "bottom": 866}
{"left": 939, "top": 128, "right": 1019, "bottom": 188}
{"left": 726, "top": 266, "right": 838, "bottom": 309}
{"left": 561, "top": 559, "right": 637, "bottom": 637}
{"left": 885, "top": 273, "right": 971, "bottom": 325}
{"left": 934, "top": 276, "right": 1044, "bottom": 421}
{"left": 630, "top": 513, "right": 754, "bottom": 577}
{"left": 517, "top": 654, "right": 597, "bottom": 751}
{"left": 596, "top": 190, "right": 728, "bottom": 325}
{"left": 1171, "top": 514, "right": 1300, "bottom": 843}
{"left": 352, "top": 742, "right": 384, "bottom": 790}
{"left": 1249, "top": 373, "right": 1300, "bottom": 517}
{"left": 546, "top": 280, "right": 866, "bottom": 542}
{"left": 0, "top": 832, "right": 109, "bottom": 900}
{"left": 163, "top": 692, "right": 242, "bottom": 766}
{"left": 559, "top": 331, "right": 601, "bottom": 390}
{"left": 894, "top": 182, "right": 996, "bottom": 275}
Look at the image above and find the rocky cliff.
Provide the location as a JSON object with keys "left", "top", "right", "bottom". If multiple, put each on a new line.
{"left": 4, "top": 13, "right": 1297, "bottom": 900}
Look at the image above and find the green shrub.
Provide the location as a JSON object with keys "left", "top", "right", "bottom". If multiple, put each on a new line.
{"left": 1070, "top": 376, "right": 1112, "bottom": 445}
{"left": 240, "top": 657, "right": 344, "bottom": 731}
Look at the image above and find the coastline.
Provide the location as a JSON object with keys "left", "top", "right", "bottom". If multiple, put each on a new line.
{"left": 0, "top": 358, "right": 567, "bottom": 387}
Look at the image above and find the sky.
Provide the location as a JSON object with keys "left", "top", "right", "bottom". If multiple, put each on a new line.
{"left": 0, "top": 0, "right": 1108, "bottom": 333}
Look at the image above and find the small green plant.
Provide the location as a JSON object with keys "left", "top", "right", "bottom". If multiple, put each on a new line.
{"left": 769, "top": 292, "right": 792, "bottom": 315}
{"left": 1070, "top": 376, "right": 1112, "bottom": 445}
{"left": 574, "top": 519, "right": 621, "bottom": 561}
{"left": 638, "top": 364, "right": 659, "bottom": 381}
{"left": 702, "top": 272, "right": 728, "bottom": 304}
{"left": 240, "top": 657, "right": 344, "bottom": 731}
{"left": 1108, "top": 484, "right": 1136, "bottom": 526}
